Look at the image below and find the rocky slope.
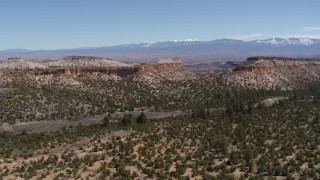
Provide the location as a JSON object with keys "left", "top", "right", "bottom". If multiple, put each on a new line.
{"left": 224, "top": 56, "right": 320, "bottom": 90}
{"left": 0, "top": 56, "right": 192, "bottom": 85}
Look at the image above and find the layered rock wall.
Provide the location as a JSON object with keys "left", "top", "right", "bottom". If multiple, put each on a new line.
{"left": 224, "top": 57, "right": 320, "bottom": 90}
{"left": 0, "top": 56, "right": 189, "bottom": 84}
{"left": 234, "top": 56, "right": 320, "bottom": 72}
{"left": 136, "top": 58, "right": 184, "bottom": 75}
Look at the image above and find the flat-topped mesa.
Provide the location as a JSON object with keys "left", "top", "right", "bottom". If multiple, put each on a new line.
{"left": 47, "top": 56, "right": 131, "bottom": 68}
{"left": 224, "top": 56, "right": 320, "bottom": 90}
{"left": 62, "top": 56, "right": 104, "bottom": 61}
{"left": 246, "top": 56, "right": 319, "bottom": 61}
{"left": 0, "top": 56, "right": 190, "bottom": 81}
{"left": 234, "top": 56, "right": 320, "bottom": 72}
{"left": 137, "top": 57, "right": 184, "bottom": 75}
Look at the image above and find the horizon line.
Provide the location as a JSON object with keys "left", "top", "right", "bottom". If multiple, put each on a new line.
{"left": 1, "top": 37, "right": 319, "bottom": 51}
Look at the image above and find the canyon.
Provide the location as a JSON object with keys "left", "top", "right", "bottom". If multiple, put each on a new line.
{"left": 1, "top": 55, "right": 320, "bottom": 180}
{"left": 2, "top": 55, "right": 320, "bottom": 90}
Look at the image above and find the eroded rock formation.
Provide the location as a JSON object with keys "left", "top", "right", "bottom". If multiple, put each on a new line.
{"left": 0, "top": 56, "right": 191, "bottom": 85}
{"left": 224, "top": 56, "right": 320, "bottom": 90}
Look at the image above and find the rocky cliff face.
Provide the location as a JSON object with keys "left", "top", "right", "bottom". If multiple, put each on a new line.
{"left": 136, "top": 58, "right": 183, "bottom": 74}
{"left": 0, "top": 56, "right": 191, "bottom": 85}
{"left": 224, "top": 57, "right": 320, "bottom": 90}
{"left": 234, "top": 57, "right": 320, "bottom": 72}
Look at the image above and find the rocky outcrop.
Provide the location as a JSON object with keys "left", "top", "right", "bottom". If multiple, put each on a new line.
{"left": 234, "top": 57, "right": 320, "bottom": 72}
{"left": 224, "top": 57, "right": 320, "bottom": 90}
{"left": 137, "top": 58, "right": 184, "bottom": 75}
{"left": 0, "top": 56, "right": 191, "bottom": 85}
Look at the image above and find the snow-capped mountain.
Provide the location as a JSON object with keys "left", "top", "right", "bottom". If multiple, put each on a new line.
{"left": 254, "top": 38, "right": 315, "bottom": 46}
{"left": 1, "top": 38, "right": 320, "bottom": 63}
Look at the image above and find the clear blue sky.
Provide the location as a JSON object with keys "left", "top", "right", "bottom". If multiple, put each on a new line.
{"left": 0, "top": 0, "right": 319, "bottom": 50}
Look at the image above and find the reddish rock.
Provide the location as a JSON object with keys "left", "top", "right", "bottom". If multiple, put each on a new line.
{"left": 224, "top": 56, "right": 320, "bottom": 90}
{"left": 0, "top": 57, "right": 186, "bottom": 78}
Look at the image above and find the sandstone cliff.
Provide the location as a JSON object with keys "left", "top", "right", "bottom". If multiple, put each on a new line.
{"left": 0, "top": 56, "right": 191, "bottom": 85}
{"left": 224, "top": 57, "right": 320, "bottom": 90}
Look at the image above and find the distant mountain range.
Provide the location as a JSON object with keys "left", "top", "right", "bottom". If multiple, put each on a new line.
{"left": 1, "top": 38, "right": 320, "bottom": 64}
